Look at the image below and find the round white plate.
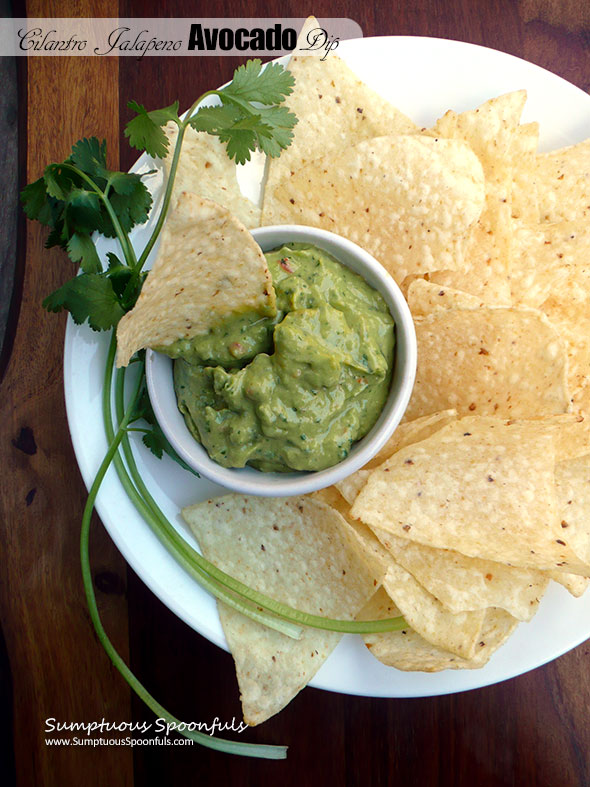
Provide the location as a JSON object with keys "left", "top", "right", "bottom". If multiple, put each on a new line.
{"left": 64, "top": 36, "right": 590, "bottom": 698}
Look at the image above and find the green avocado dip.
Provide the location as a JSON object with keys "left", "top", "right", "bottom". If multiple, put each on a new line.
{"left": 164, "top": 243, "right": 395, "bottom": 472}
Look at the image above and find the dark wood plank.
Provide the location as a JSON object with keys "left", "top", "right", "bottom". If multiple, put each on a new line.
{"left": 0, "top": 1, "right": 133, "bottom": 785}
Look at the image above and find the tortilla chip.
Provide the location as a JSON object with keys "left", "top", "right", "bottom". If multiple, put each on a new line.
{"left": 533, "top": 139, "right": 590, "bottom": 222}
{"left": 511, "top": 219, "right": 590, "bottom": 308}
{"left": 404, "top": 305, "right": 569, "bottom": 421}
{"left": 381, "top": 563, "right": 486, "bottom": 659}
{"left": 406, "top": 278, "right": 484, "bottom": 315}
{"left": 430, "top": 92, "right": 527, "bottom": 306}
{"left": 371, "top": 527, "right": 548, "bottom": 620}
{"left": 116, "top": 194, "right": 275, "bottom": 367}
{"left": 336, "top": 410, "right": 457, "bottom": 504}
{"left": 555, "top": 454, "right": 590, "bottom": 565}
{"left": 182, "top": 495, "right": 377, "bottom": 726}
{"left": 351, "top": 417, "right": 590, "bottom": 574}
{"left": 418, "top": 268, "right": 510, "bottom": 306}
{"left": 162, "top": 123, "right": 260, "bottom": 228}
{"left": 312, "top": 486, "right": 390, "bottom": 584}
{"left": 262, "top": 135, "right": 486, "bottom": 283}
{"left": 262, "top": 46, "right": 417, "bottom": 214}
{"left": 540, "top": 294, "right": 590, "bottom": 411}
{"left": 433, "top": 90, "right": 527, "bottom": 169}
{"left": 360, "top": 589, "right": 518, "bottom": 672}
{"left": 511, "top": 122, "right": 540, "bottom": 222}
{"left": 548, "top": 571, "right": 590, "bottom": 597}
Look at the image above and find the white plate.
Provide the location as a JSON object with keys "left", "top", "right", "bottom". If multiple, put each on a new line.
{"left": 64, "top": 36, "right": 590, "bottom": 698}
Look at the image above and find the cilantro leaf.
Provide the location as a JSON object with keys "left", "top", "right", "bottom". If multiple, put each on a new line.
{"left": 130, "top": 388, "right": 199, "bottom": 475}
{"left": 106, "top": 253, "right": 145, "bottom": 309}
{"left": 69, "top": 137, "right": 107, "bottom": 180}
{"left": 252, "top": 105, "right": 297, "bottom": 158}
{"left": 222, "top": 59, "right": 295, "bottom": 104}
{"left": 96, "top": 177, "right": 152, "bottom": 238}
{"left": 20, "top": 177, "right": 50, "bottom": 222}
{"left": 108, "top": 171, "right": 143, "bottom": 196}
{"left": 187, "top": 62, "right": 297, "bottom": 164}
{"left": 67, "top": 233, "right": 102, "bottom": 273}
{"left": 125, "top": 100, "right": 180, "bottom": 158}
{"left": 43, "top": 273, "right": 125, "bottom": 331}
{"left": 64, "top": 188, "right": 102, "bottom": 235}
{"left": 44, "top": 163, "right": 76, "bottom": 201}
{"left": 110, "top": 179, "right": 152, "bottom": 233}
{"left": 45, "top": 223, "right": 67, "bottom": 250}
{"left": 188, "top": 104, "right": 241, "bottom": 135}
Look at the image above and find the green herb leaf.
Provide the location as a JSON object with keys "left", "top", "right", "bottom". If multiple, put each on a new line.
{"left": 125, "top": 100, "right": 180, "bottom": 158}
{"left": 43, "top": 273, "right": 125, "bottom": 331}
{"left": 64, "top": 188, "right": 102, "bottom": 235}
{"left": 20, "top": 177, "right": 51, "bottom": 222}
{"left": 67, "top": 233, "right": 102, "bottom": 273}
{"left": 130, "top": 388, "right": 199, "bottom": 475}
{"left": 97, "top": 178, "right": 152, "bottom": 238}
{"left": 222, "top": 59, "right": 295, "bottom": 104}
{"left": 252, "top": 105, "right": 298, "bottom": 158}
{"left": 44, "top": 163, "right": 75, "bottom": 201}
{"left": 190, "top": 62, "right": 297, "bottom": 164}
{"left": 69, "top": 137, "right": 107, "bottom": 180}
{"left": 217, "top": 126, "right": 260, "bottom": 165}
{"left": 108, "top": 171, "right": 143, "bottom": 196}
{"left": 188, "top": 103, "right": 241, "bottom": 135}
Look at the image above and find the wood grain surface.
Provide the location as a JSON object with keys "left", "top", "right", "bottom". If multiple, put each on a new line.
{"left": 2, "top": 1, "right": 590, "bottom": 785}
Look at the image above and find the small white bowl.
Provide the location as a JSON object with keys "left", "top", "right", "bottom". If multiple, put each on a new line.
{"left": 145, "top": 225, "right": 417, "bottom": 496}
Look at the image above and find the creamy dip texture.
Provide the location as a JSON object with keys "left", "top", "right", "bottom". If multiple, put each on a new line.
{"left": 164, "top": 243, "right": 395, "bottom": 472}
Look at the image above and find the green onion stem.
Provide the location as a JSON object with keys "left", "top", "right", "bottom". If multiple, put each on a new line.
{"left": 82, "top": 334, "right": 287, "bottom": 759}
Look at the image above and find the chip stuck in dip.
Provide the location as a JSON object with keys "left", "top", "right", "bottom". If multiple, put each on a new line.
{"left": 167, "top": 243, "right": 395, "bottom": 472}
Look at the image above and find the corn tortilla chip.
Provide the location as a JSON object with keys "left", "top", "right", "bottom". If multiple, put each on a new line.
{"left": 404, "top": 306, "right": 569, "bottom": 421}
{"left": 162, "top": 123, "right": 260, "bottom": 228}
{"left": 432, "top": 92, "right": 527, "bottom": 306}
{"left": 511, "top": 122, "right": 540, "bottom": 222}
{"left": 371, "top": 527, "right": 548, "bottom": 620}
{"left": 406, "top": 278, "right": 484, "bottom": 315}
{"left": 263, "top": 135, "right": 486, "bottom": 283}
{"left": 116, "top": 194, "right": 275, "bottom": 367}
{"left": 313, "top": 486, "right": 390, "bottom": 584}
{"left": 433, "top": 90, "right": 526, "bottom": 168}
{"left": 336, "top": 410, "right": 457, "bottom": 504}
{"left": 511, "top": 220, "right": 590, "bottom": 308}
{"left": 262, "top": 42, "right": 418, "bottom": 214}
{"left": 380, "top": 565, "right": 486, "bottom": 659}
{"left": 548, "top": 571, "right": 590, "bottom": 597}
{"left": 360, "top": 589, "right": 518, "bottom": 672}
{"left": 182, "top": 495, "right": 377, "bottom": 726}
{"left": 555, "top": 454, "right": 590, "bottom": 565}
{"left": 351, "top": 417, "right": 590, "bottom": 574}
{"left": 540, "top": 295, "right": 590, "bottom": 412}
{"left": 533, "top": 139, "right": 590, "bottom": 222}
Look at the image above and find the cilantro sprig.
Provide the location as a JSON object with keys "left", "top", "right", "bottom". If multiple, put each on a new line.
{"left": 125, "top": 59, "right": 297, "bottom": 165}
{"left": 21, "top": 59, "right": 405, "bottom": 759}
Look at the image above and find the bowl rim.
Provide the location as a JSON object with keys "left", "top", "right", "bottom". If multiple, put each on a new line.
{"left": 145, "top": 224, "right": 417, "bottom": 496}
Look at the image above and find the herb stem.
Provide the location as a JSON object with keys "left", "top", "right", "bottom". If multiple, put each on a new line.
{"left": 60, "top": 162, "right": 138, "bottom": 268}
{"left": 80, "top": 342, "right": 286, "bottom": 759}
{"left": 87, "top": 335, "right": 288, "bottom": 758}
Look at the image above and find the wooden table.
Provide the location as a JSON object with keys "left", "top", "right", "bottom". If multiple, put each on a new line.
{"left": 2, "top": 1, "right": 590, "bottom": 784}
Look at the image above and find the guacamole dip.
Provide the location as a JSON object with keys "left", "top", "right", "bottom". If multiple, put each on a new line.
{"left": 166, "top": 243, "right": 395, "bottom": 472}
